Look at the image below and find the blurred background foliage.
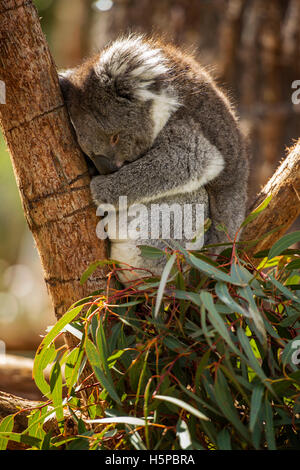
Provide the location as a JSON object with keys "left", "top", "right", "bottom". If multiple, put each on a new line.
{"left": 0, "top": 0, "right": 299, "bottom": 351}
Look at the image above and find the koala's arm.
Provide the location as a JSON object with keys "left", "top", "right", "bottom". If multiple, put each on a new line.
{"left": 91, "top": 119, "right": 224, "bottom": 204}
{"left": 91, "top": 118, "right": 247, "bottom": 243}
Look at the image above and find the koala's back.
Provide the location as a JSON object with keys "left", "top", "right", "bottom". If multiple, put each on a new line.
{"left": 158, "top": 42, "right": 249, "bottom": 190}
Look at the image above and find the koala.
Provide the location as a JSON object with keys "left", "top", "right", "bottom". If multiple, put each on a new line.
{"left": 59, "top": 35, "right": 249, "bottom": 283}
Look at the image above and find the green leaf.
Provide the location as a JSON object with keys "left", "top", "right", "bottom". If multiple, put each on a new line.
{"left": 217, "top": 429, "right": 232, "bottom": 450}
{"left": 41, "top": 432, "right": 52, "bottom": 450}
{"left": 154, "top": 395, "right": 209, "bottom": 421}
{"left": 186, "top": 253, "right": 244, "bottom": 286}
{"left": 144, "top": 378, "right": 152, "bottom": 449}
{"left": 241, "top": 195, "right": 272, "bottom": 228}
{"left": 268, "top": 274, "right": 300, "bottom": 304}
{"left": 215, "top": 282, "right": 249, "bottom": 317}
{"left": 113, "top": 300, "right": 144, "bottom": 308}
{"left": 285, "top": 259, "right": 300, "bottom": 270}
{"left": 80, "top": 259, "right": 115, "bottom": 284}
{"left": 250, "top": 384, "right": 264, "bottom": 432}
{"left": 65, "top": 343, "right": 85, "bottom": 393}
{"left": 49, "top": 362, "right": 64, "bottom": 427}
{"left": 0, "top": 415, "right": 14, "bottom": 450}
{"left": 278, "top": 311, "right": 300, "bottom": 327}
{"left": 135, "top": 350, "right": 151, "bottom": 409}
{"left": 178, "top": 382, "right": 222, "bottom": 417}
{"left": 154, "top": 253, "right": 177, "bottom": 318}
{"left": 237, "top": 328, "right": 273, "bottom": 393}
{"left": 32, "top": 343, "right": 56, "bottom": 397}
{"left": 214, "top": 370, "right": 250, "bottom": 441}
{"left": 139, "top": 245, "right": 165, "bottom": 259}
{"left": 107, "top": 350, "right": 125, "bottom": 368}
{"left": 237, "top": 285, "right": 266, "bottom": 341}
{"left": 163, "top": 335, "right": 187, "bottom": 353}
{"left": 200, "top": 291, "right": 240, "bottom": 355}
{"left": 0, "top": 432, "right": 41, "bottom": 448}
{"left": 85, "top": 339, "right": 121, "bottom": 404}
{"left": 268, "top": 231, "right": 300, "bottom": 260}
{"left": 24, "top": 405, "right": 65, "bottom": 439}
{"left": 264, "top": 398, "right": 276, "bottom": 450}
{"left": 195, "top": 349, "right": 211, "bottom": 388}
{"left": 27, "top": 408, "right": 47, "bottom": 441}
{"left": 96, "top": 320, "right": 110, "bottom": 376}
{"left": 174, "top": 289, "right": 202, "bottom": 307}
{"left": 67, "top": 435, "right": 91, "bottom": 450}
{"left": 33, "top": 304, "right": 84, "bottom": 395}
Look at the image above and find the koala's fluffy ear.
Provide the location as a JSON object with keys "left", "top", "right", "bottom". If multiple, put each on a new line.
{"left": 113, "top": 73, "right": 165, "bottom": 103}
{"left": 114, "top": 76, "right": 135, "bottom": 101}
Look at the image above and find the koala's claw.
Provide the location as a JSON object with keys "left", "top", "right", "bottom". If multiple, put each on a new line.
{"left": 90, "top": 174, "right": 117, "bottom": 207}
{"left": 90, "top": 175, "right": 107, "bottom": 205}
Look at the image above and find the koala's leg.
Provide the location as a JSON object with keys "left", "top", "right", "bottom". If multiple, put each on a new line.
{"left": 206, "top": 181, "right": 248, "bottom": 248}
{"left": 110, "top": 189, "right": 210, "bottom": 285}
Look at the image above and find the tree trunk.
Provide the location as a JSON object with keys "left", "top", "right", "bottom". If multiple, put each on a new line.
{"left": 241, "top": 139, "right": 300, "bottom": 258}
{"left": 0, "top": 0, "right": 107, "bottom": 328}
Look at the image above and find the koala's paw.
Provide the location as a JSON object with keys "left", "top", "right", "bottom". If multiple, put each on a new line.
{"left": 90, "top": 175, "right": 112, "bottom": 206}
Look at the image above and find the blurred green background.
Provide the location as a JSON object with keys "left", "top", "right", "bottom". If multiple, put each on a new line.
{"left": 0, "top": 0, "right": 299, "bottom": 351}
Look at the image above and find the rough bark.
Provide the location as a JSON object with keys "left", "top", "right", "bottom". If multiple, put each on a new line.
{"left": 0, "top": 0, "right": 107, "bottom": 325}
{"left": 241, "top": 139, "right": 300, "bottom": 258}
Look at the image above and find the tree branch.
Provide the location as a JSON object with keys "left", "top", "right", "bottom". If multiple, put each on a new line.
{"left": 0, "top": 355, "right": 47, "bottom": 401}
{"left": 241, "top": 139, "right": 300, "bottom": 258}
{"left": 0, "top": 390, "right": 77, "bottom": 449}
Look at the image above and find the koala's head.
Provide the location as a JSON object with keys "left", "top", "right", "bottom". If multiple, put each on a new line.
{"left": 59, "top": 36, "right": 179, "bottom": 174}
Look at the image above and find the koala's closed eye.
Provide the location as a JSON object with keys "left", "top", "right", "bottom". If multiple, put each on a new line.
{"left": 110, "top": 134, "right": 119, "bottom": 146}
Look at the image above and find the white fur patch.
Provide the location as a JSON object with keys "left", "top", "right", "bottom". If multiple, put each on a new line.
{"left": 151, "top": 90, "right": 180, "bottom": 140}
{"left": 137, "top": 136, "right": 225, "bottom": 204}
{"left": 110, "top": 240, "right": 144, "bottom": 284}
{"left": 59, "top": 69, "right": 73, "bottom": 78}
{"left": 110, "top": 240, "right": 141, "bottom": 267}
{"left": 198, "top": 147, "right": 225, "bottom": 185}
{"left": 94, "top": 36, "right": 179, "bottom": 109}
{"left": 97, "top": 36, "right": 168, "bottom": 79}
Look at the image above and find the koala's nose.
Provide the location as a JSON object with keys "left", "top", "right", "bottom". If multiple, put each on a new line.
{"left": 93, "top": 155, "right": 119, "bottom": 175}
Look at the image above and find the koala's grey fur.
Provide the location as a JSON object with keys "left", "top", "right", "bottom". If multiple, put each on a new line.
{"left": 59, "top": 35, "right": 249, "bottom": 283}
